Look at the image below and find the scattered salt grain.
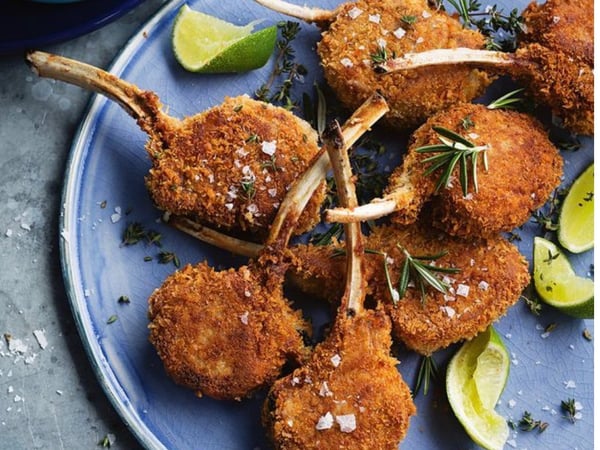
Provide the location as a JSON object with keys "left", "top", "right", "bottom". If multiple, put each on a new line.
{"left": 33, "top": 330, "right": 48, "bottom": 350}
{"left": 348, "top": 7, "right": 363, "bottom": 19}
{"left": 331, "top": 354, "right": 342, "bottom": 367}
{"left": 316, "top": 412, "right": 334, "bottom": 430}
{"left": 319, "top": 381, "right": 333, "bottom": 397}
{"left": 564, "top": 380, "right": 577, "bottom": 389}
{"left": 5, "top": 229, "right": 13, "bottom": 237}
{"left": 240, "top": 312, "right": 249, "bottom": 325}
{"left": 110, "top": 206, "right": 122, "bottom": 224}
{"left": 393, "top": 27, "right": 406, "bottom": 39}
{"left": 440, "top": 306, "right": 456, "bottom": 318}
{"left": 368, "top": 14, "right": 381, "bottom": 23}
{"left": 340, "top": 58, "right": 354, "bottom": 68}
{"left": 422, "top": 10, "right": 432, "bottom": 18}
{"left": 456, "top": 284, "right": 470, "bottom": 297}
{"left": 508, "top": 399, "right": 516, "bottom": 408}
{"left": 336, "top": 414, "right": 357, "bottom": 433}
{"left": 261, "top": 140, "right": 277, "bottom": 156}
{"left": 478, "top": 280, "right": 489, "bottom": 291}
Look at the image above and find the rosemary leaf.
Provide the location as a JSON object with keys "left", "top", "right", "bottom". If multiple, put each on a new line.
{"left": 413, "top": 354, "right": 438, "bottom": 397}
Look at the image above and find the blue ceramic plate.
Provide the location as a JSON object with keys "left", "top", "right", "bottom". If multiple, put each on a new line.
{"left": 60, "top": 0, "right": 594, "bottom": 449}
{"left": 0, "top": 0, "right": 143, "bottom": 54}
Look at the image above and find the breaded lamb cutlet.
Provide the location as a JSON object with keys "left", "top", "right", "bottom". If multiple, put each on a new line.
{"left": 263, "top": 122, "right": 415, "bottom": 449}
{"left": 378, "top": 0, "right": 594, "bottom": 135}
{"left": 255, "top": 0, "right": 493, "bottom": 129}
{"left": 288, "top": 217, "right": 530, "bottom": 356}
{"left": 326, "top": 103, "right": 563, "bottom": 238}
{"left": 147, "top": 98, "right": 388, "bottom": 401}
{"left": 26, "top": 51, "right": 325, "bottom": 240}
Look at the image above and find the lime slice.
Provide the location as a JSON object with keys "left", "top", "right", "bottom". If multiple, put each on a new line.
{"left": 558, "top": 163, "right": 594, "bottom": 253}
{"left": 172, "top": 5, "right": 277, "bottom": 73}
{"left": 533, "top": 236, "right": 594, "bottom": 318}
{"left": 447, "top": 326, "right": 509, "bottom": 450}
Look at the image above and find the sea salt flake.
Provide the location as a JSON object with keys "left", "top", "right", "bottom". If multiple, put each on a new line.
{"left": 416, "top": 36, "right": 425, "bottom": 44}
{"left": 340, "top": 57, "right": 353, "bottom": 68}
{"left": 393, "top": 27, "right": 406, "bottom": 39}
{"left": 240, "top": 312, "right": 249, "bottom": 325}
{"left": 316, "top": 412, "right": 334, "bottom": 430}
{"left": 478, "top": 280, "right": 489, "bottom": 291}
{"left": 348, "top": 7, "right": 363, "bottom": 19}
{"left": 7, "top": 338, "right": 28, "bottom": 355}
{"left": 508, "top": 399, "right": 516, "bottom": 408}
{"left": 5, "top": 229, "right": 13, "bottom": 237}
{"left": 368, "top": 14, "right": 381, "bottom": 23}
{"left": 564, "top": 380, "right": 576, "bottom": 389}
{"left": 376, "top": 38, "right": 387, "bottom": 48}
{"left": 336, "top": 414, "right": 357, "bottom": 433}
{"left": 422, "top": 10, "right": 432, "bottom": 18}
{"left": 33, "top": 330, "right": 48, "bottom": 350}
{"left": 331, "top": 354, "right": 342, "bottom": 367}
{"left": 261, "top": 140, "right": 277, "bottom": 156}
{"left": 319, "top": 381, "right": 333, "bottom": 397}
{"left": 456, "top": 284, "right": 470, "bottom": 297}
{"left": 440, "top": 306, "right": 456, "bottom": 318}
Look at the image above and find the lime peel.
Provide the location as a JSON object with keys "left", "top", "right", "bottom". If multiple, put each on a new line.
{"left": 172, "top": 5, "right": 277, "bottom": 73}
{"left": 558, "top": 163, "right": 594, "bottom": 253}
{"left": 533, "top": 236, "right": 594, "bottom": 318}
{"left": 447, "top": 326, "right": 509, "bottom": 450}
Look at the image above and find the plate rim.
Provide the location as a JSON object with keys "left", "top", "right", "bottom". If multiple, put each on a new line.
{"left": 58, "top": 1, "right": 185, "bottom": 448}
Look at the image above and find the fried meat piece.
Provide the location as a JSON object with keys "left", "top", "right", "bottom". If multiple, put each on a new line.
{"left": 377, "top": 0, "right": 594, "bottom": 134}
{"left": 148, "top": 261, "right": 310, "bottom": 400}
{"left": 287, "top": 219, "right": 530, "bottom": 356}
{"left": 255, "top": 0, "right": 493, "bottom": 129}
{"left": 26, "top": 51, "right": 324, "bottom": 239}
{"left": 263, "top": 122, "right": 415, "bottom": 449}
{"left": 327, "top": 103, "right": 563, "bottom": 238}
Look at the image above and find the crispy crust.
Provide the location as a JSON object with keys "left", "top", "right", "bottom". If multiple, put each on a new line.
{"left": 263, "top": 309, "right": 415, "bottom": 449}
{"left": 148, "top": 262, "right": 310, "bottom": 400}
{"left": 317, "top": 0, "right": 492, "bottom": 129}
{"left": 386, "top": 103, "right": 563, "bottom": 237}
{"left": 521, "top": 0, "right": 593, "bottom": 65}
{"left": 367, "top": 223, "right": 530, "bottom": 355}
{"left": 145, "top": 95, "right": 325, "bottom": 239}
{"left": 286, "top": 220, "right": 529, "bottom": 355}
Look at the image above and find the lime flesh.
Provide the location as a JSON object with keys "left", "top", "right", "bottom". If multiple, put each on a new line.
{"left": 533, "top": 236, "right": 594, "bottom": 318}
{"left": 446, "top": 326, "right": 509, "bottom": 450}
{"left": 558, "top": 163, "right": 594, "bottom": 253}
{"left": 172, "top": 5, "right": 277, "bottom": 73}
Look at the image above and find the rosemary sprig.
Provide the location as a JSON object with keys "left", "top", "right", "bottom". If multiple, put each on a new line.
{"left": 413, "top": 354, "right": 438, "bottom": 396}
{"left": 487, "top": 88, "right": 524, "bottom": 110}
{"left": 310, "top": 222, "right": 343, "bottom": 246}
{"left": 255, "top": 21, "right": 307, "bottom": 110}
{"left": 370, "top": 45, "right": 396, "bottom": 65}
{"left": 398, "top": 246, "right": 461, "bottom": 305}
{"left": 416, "top": 126, "right": 489, "bottom": 196}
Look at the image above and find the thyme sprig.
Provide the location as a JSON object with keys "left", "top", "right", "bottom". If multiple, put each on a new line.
{"left": 370, "top": 45, "right": 396, "bottom": 65}
{"left": 255, "top": 21, "right": 307, "bottom": 110}
{"left": 413, "top": 354, "right": 438, "bottom": 397}
{"left": 398, "top": 246, "right": 461, "bottom": 305}
{"left": 561, "top": 398, "right": 582, "bottom": 423}
{"left": 514, "top": 411, "right": 549, "bottom": 432}
{"left": 441, "top": 0, "right": 525, "bottom": 51}
{"left": 416, "top": 126, "right": 489, "bottom": 196}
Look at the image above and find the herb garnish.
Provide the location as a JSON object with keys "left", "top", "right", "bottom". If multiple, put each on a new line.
{"left": 440, "top": 0, "right": 525, "bottom": 51}
{"left": 413, "top": 354, "right": 438, "bottom": 396}
{"left": 255, "top": 21, "right": 307, "bottom": 110}
{"left": 487, "top": 88, "right": 524, "bottom": 110}
{"left": 98, "top": 434, "right": 115, "bottom": 448}
{"left": 311, "top": 223, "right": 344, "bottom": 246}
{"left": 401, "top": 15, "right": 418, "bottom": 26}
{"left": 370, "top": 45, "right": 396, "bottom": 65}
{"left": 521, "top": 294, "right": 542, "bottom": 315}
{"left": 106, "top": 315, "right": 118, "bottom": 325}
{"left": 513, "top": 411, "right": 549, "bottom": 432}
{"left": 158, "top": 251, "right": 181, "bottom": 268}
{"left": 121, "top": 222, "right": 162, "bottom": 247}
{"left": 117, "top": 295, "right": 130, "bottom": 304}
{"left": 561, "top": 398, "right": 582, "bottom": 423}
{"left": 416, "top": 126, "right": 489, "bottom": 196}
{"left": 398, "top": 246, "right": 461, "bottom": 305}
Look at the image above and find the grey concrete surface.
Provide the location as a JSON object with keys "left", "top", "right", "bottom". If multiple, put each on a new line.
{"left": 0, "top": 1, "right": 167, "bottom": 448}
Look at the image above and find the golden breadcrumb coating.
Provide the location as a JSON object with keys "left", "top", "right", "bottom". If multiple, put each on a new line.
{"left": 318, "top": 0, "right": 492, "bottom": 129}
{"left": 148, "top": 261, "right": 310, "bottom": 400}
{"left": 385, "top": 103, "right": 563, "bottom": 237}
{"left": 286, "top": 220, "right": 529, "bottom": 355}
{"left": 145, "top": 95, "right": 325, "bottom": 239}
{"left": 263, "top": 308, "right": 415, "bottom": 449}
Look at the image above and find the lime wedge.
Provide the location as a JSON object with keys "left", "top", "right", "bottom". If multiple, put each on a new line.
{"left": 172, "top": 5, "right": 277, "bottom": 73}
{"left": 533, "top": 236, "right": 594, "bottom": 318}
{"left": 558, "top": 163, "right": 594, "bottom": 253}
{"left": 446, "top": 326, "right": 509, "bottom": 450}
